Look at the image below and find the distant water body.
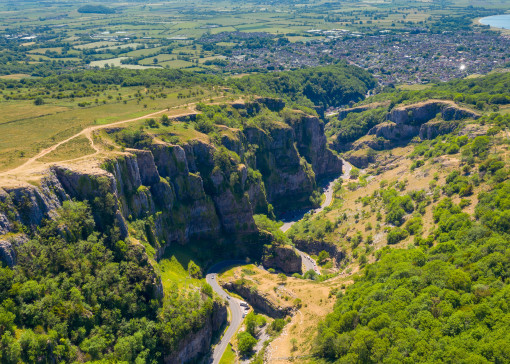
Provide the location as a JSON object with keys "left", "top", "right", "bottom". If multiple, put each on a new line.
{"left": 480, "top": 14, "right": 510, "bottom": 30}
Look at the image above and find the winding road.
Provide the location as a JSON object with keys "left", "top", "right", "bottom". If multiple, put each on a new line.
{"left": 279, "top": 160, "right": 352, "bottom": 233}
{"left": 206, "top": 261, "right": 247, "bottom": 364}
{"left": 206, "top": 161, "right": 353, "bottom": 363}
{"left": 280, "top": 160, "right": 353, "bottom": 274}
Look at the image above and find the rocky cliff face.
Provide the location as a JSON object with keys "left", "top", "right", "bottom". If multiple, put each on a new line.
{"left": 0, "top": 99, "right": 341, "bottom": 362}
{"left": 388, "top": 100, "right": 479, "bottom": 126}
{"left": 223, "top": 281, "right": 294, "bottom": 318}
{"left": 293, "top": 239, "right": 345, "bottom": 267}
{"left": 164, "top": 300, "right": 227, "bottom": 364}
{"left": 243, "top": 124, "right": 317, "bottom": 212}
{"left": 289, "top": 114, "right": 343, "bottom": 179}
{"left": 221, "top": 104, "right": 342, "bottom": 213}
{"left": 262, "top": 244, "right": 302, "bottom": 274}
{"left": 369, "top": 100, "right": 480, "bottom": 142}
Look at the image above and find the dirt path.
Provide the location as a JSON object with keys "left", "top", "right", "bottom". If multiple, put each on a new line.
{"left": 0, "top": 105, "right": 197, "bottom": 180}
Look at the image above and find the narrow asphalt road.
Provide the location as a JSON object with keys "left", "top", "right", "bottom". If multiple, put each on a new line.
{"left": 280, "top": 160, "right": 353, "bottom": 275}
{"left": 206, "top": 261, "right": 247, "bottom": 364}
{"left": 205, "top": 161, "right": 353, "bottom": 362}
{"left": 280, "top": 160, "right": 352, "bottom": 233}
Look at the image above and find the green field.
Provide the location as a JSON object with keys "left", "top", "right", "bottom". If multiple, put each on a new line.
{"left": 1, "top": 0, "right": 505, "bottom": 76}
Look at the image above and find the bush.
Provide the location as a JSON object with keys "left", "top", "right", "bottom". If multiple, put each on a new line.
{"left": 317, "top": 250, "right": 330, "bottom": 265}
{"left": 269, "top": 319, "right": 286, "bottom": 334}
{"left": 237, "top": 332, "right": 257, "bottom": 355}
{"left": 34, "top": 97, "right": 44, "bottom": 105}
{"left": 145, "top": 118, "right": 158, "bottom": 128}
{"left": 387, "top": 227, "right": 409, "bottom": 244}
{"left": 187, "top": 260, "right": 202, "bottom": 278}
{"left": 161, "top": 114, "right": 171, "bottom": 126}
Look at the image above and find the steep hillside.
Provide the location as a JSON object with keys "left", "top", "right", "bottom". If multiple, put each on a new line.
{"left": 282, "top": 72, "right": 510, "bottom": 362}
{"left": 0, "top": 97, "right": 342, "bottom": 362}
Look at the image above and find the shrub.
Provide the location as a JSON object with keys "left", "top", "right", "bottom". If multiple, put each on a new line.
{"left": 387, "top": 227, "right": 409, "bottom": 244}
{"left": 237, "top": 332, "right": 257, "bottom": 355}
{"left": 317, "top": 250, "right": 330, "bottom": 265}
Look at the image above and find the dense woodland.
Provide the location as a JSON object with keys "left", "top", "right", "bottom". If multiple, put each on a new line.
{"left": 315, "top": 181, "right": 510, "bottom": 362}
{"left": 0, "top": 64, "right": 376, "bottom": 112}
{"left": 1, "top": 39, "right": 510, "bottom": 362}
{"left": 231, "top": 64, "right": 376, "bottom": 110}
{"left": 368, "top": 73, "right": 510, "bottom": 111}
{"left": 289, "top": 72, "right": 510, "bottom": 362}
{"left": 0, "top": 201, "right": 217, "bottom": 362}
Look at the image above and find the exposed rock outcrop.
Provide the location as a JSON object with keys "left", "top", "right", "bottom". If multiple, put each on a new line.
{"left": 364, "top": 100, "right": 479, "bottom": 142}
{"left": 293, "top": 239, "right": 345, "bottom": 267}
{"left": 262, "top": 244, "right": 302, "bottom": 274}
{"left": 223, "top": 281, "right": 294, "bottom": 318}
{"left": 224, "top": 101, "right": 342, "bottom": 213}
{"left": 243, "top": 124, "right": 316, "bottom": 212}
{"left": 336, "top": 102, "right": 387, "bottom": 120}
{"left": 0, "top": 234, "right": 28, "bottom": 267}
{"left": 288, "top": 114, "right": 343, "bottom": 179}
{"left": 164, "top": 300, "right": 227, "bottom": 364}
{"left": 388, "top": 100, "right": 479, "bottom": 126}
{"left": 419, "top": 119, "right": 461, "bottom": 140}
{"left": 369, "top": 100, "right": 480, "bottom": 142}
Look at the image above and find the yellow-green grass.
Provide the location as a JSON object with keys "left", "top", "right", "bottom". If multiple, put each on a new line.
{"left": 0, "top": 89, "right": 214, "bottom": 172}
{"left": 74, "top": 41, "right": 119, "bottom": 50}
{"left": 139, "top": 53, "right": 176, "bottom": 64}
{"left": 0, "top": 101, "right": 69, "bottom": 124}
{"left": 397, "top": 84, "right": 434, "bottom": 91}
{"left": 219, "top": 343, "right": 236, "bottom": 364}
{"left": 159, "top": 244, "right": 203, "bottom": 291}
{"left": 158, "top": 59, "right": 195, "bottom": 69}
{"left": 116, "top": 119, "right": 210, "bottom": 144}
{"left": 39, "top": 136, "right": 96, "bottom": 163}
{"left": 0, "top": 74, "right": 32, "bottom": 80}
{"left": 28, "top": 47, "right": 63, "bottom": 54}
{"left": 497, "top": 106, "right": 510, "bottom": 115}
{"left": 125, "top": 46, "right": 165, "bottom": 58}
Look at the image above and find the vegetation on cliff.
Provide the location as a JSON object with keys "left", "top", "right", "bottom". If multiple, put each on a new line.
{"left": 315, "top": 181, "right": 510, "bottom": 362}
{"left": 0, "top": 201, "right": 218, "bottom": 362}
{"left": 303, "top": 71, "right": 510, "bottom": 362}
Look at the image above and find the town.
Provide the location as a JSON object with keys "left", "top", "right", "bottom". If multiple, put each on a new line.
{"left": 209, "top": 28, "right": 510, "bottom": 85}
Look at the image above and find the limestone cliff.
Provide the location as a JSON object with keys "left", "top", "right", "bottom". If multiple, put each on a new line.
{"left": 243, "top": 124, "right": 317, "bottom": 212}
{"left": 262, "top": 244, "right": 302, "bottom": 274}
{"left": 293, "top": 239, "right": 345, "bottom": 267}
{"left": 340, "top": 100, "right": 480, "bottom": 168}
{"left": 288, "top": 114, "right": 343, "bottom": 179}
{"left": 222, "top": 281, "right": 294, "bottom": 319}
{"left": 369, "top": 100, "right": 480, "bottom": 142}
{"left": 164, "top": 300, "right": 227, "bottom": 364}
{"left": 220, "top": 103, "right": 342, "bottom": 213}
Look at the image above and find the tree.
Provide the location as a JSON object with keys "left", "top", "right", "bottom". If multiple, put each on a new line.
{"left": 188, "top": 261, "right": 201, "bottom": 278}
{"left": 318, "top": 250, "right": 330, "bottom": 265}
{"left": 237, "top": 332, "right": 257, "bottom": 355}
{"left": 161, "top": 114, "right": 171, "bottom": 126}
{"left": 145, "top": 118, "right": 158, "bottom": 128}
{"left": 245, "top": 312, "right": 257, "bottom": 336}
{"left": 291, "top": 338, "right": 298, "bottom": 352}
{"left": 34, "top": 97, "right": 44, "bottom": 106}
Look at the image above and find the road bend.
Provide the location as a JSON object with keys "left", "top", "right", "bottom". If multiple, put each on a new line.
{"left": 279, "top": 159, "right": 353, "bottom": 275}
{"left": 206, "top": 260, "right": 246, "bottom": 364}
{"left": 205, "top": 161, "right": 354, "bottom": 361}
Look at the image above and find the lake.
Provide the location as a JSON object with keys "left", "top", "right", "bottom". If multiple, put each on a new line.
{"left": 480, "top": 14, "right": 510, "bottom": 30}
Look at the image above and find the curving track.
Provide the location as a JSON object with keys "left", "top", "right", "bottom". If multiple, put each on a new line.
{"left": 206, "top": 261, "right": 247, "bottom": 364}
{"left": 280, "top": 160, "right": 353, "bottom": 275}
